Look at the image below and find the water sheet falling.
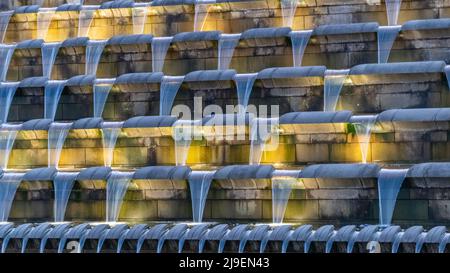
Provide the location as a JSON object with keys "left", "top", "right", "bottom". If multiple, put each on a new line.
{"left": 132, "top": 4, "right": 150, "bottom": 35}
{"left": 48, "top": 122, "right": 72, "bottom": 168}
{"left": 290, "top": 30, "right": 312, "bottom": 67}
{"left": 385, "top": 0, "right": 402, "bottom": 26}
{"left": 377, "top": 26, "right": 400, "bottom": 64}
{"left": 151, "top": 37, "right": 172, "bottom": 73}
{"left": 85, "top": 40, "right": 107, "bottom": 76}
{"left": 323, "top": 69, "right": 349, "bottom": 112}
{"left": 249, "top": 117, "right": 279, "bottom": 165}
{"left": 352, "top": 115, "right": 377, "bottom": 164}
{"left": 218, "top": 34, "right": 240, "bottom": 70}
{"left": 37, "top": 8, "right": 56, "bottom": 40}
{"left": 0, "top": 11, "right": 13, "bottom": 44}
{"left": 0, "top": 173, "right": 24, "bottom": 222}
{"left": 0, "top": 124, "right": 21, "bottom": 170}
{"left": 41, "top": 42, "right": 61, "bottom": 78}
{"left": 78, "top": 6, "right": 97, "bottom": 37}
{"left": 193, "top": 0, "right": 215, "bottom": 32}
{"left": 234, "top": 73, "right": 258, "bottom": 114}
{"left": 106, "top": 171, "right": 133, "bottom": 222}
{"left": 377, "top": 169, "right": 408, "bottom": 226}
{"left": 93, "top": 78, "right": 115, "bottom": 118}
{"left": 101, "top": 122, "right": 123, "bottom": 167}
{"left": 188, "top": 171, "right": 215, "bottom": 223}
{"left": 172, "top": 119, "right": 200, "bottom": 166}
{"left": 271, "top": 175, "right": 297, "bottom": 224}
{"left": 159, "top": 76, "right": 184, "bottom": 116}
{"left": 280, "top": 0, "right": 299, "bottom": 28}
{"left": 53, "top": 172, "right": 78, "bottom": 222}
{"left": 0, "top": 82, "right": 19, "bottom": 123}
{"left": 0, "top": 44, "right": 16, "bottom": 81}
{"left": 44, "top": 80, "right": 67, "bottom": 120}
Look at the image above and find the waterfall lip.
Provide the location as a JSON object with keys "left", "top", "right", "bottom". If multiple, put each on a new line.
{"left": 349, "top": 114, "right": 378, "bottom": 124}
{"left": 66, "top": 74, "right": 96, "bottom": 86}
{"left": 0, "top": 123, "right": 21, "bottom": 131}
{"left": 102, "top": 121, "right": 124, "bottom": 129}
{"left": 272, "top": 170, "right": 301, "bottom": 178}
{"left": 219, "top": 33, "right": 241, "bottom": 39}
{"left": 38, "top": 7, "right": 57, "bottom": 12}
{"left": 80, "top": 5, "right": 100, "bottom": 11}
{"left": 94, "top": 78, "right": 116, "bottom": 85}
{"left": 325, "top": 69, "right": 350, "bottom": 76}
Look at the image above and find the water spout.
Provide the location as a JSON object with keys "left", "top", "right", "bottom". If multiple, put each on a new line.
{"left": 290, "top": 30, "right": 312, "bottom": 67}
{"left": 85, "top": 39, "right": 107, "bottom": 76}
{"left": 377, "top": 26, "right": 400, "bottom": 64}
{"left": 323, "top": 69, "right": 349, "bottom": 112}
{"left": 48, "top": 122, "right": 72, "bottom": 168}
{"left": 159, "top": 76, "right": 184, "bottom": 116}
{"left": 218, "top": 34, "right": 240, "bottom": 70}
{"left": 234, "top": 73, "right": 258, "bottom": 114}
{"left": 271, "top": 173, "right": 297, "bottom": 224}
{"left": 249, "top": 117, "right": 279, "bottom": 165}
{"left": 101, "top": 122, "right": 123, "bottom": 167}
{"left": 78, "top": 6, "right": 97, "bottom": 37}
{"left": 41, "top": 42, "right": 61, "bottom": 78}
{"left": 377, "top": 168, "right": 408, "bottom": 226}
{"left": 280, "top": 0, "right": 299, "bottom": 28}
{"left": 151, "top": 37, "right": 172, "bottom": 73}
{"left": 0, "top": 124, "right": 20, "bottom": 170}
{"left": 132, "top": 3, "right": 150, "bottom": 35}
{"left": 106, "top": 171, "right": 133, "bottom": 222}
{"left": 0, "top": 11, "right": 13, "bottom": 44}
{"left": 172, "top": 119, "right": 200, "bottom": 166}
{"left": 0, "top": 172, "right": 24, "bottom": 222}
{"left": 188, "top": 171, "right": 215, "bottom": 223}
{"left": 0, "top": 82, "right": 18, "bottom": 123}
{"left": 385, "top": 0, "right": 402, "bottom": 26}
{"left": 352, "top": 115, "right": 377, "bottom": 163}
{"left": 37, "top": 8, "right": 56, "bottom": 40}
{"left": 53, "top": 172, "right": 78, "bottom": 222}
{"left": 93, "top": 78, "right": 115, "bottom": 118}
{"left": 0, "top": 44, "right": 15, "bottom": 81}
{"left": 44, "top": 80, "right": 67, "bottom": 120}
{"left": 194, "top": 0, "right": 215, "bottom": 32}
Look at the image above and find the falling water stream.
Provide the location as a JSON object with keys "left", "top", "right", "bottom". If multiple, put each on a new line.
{"left": 132, "top": 3, "right": 150, "bottom": 35}
{"left": 352, "top": 115, "right": 377, "bottom": 164}
{"left": 323, "top": 69, "right": 349, "bottom": 112}
{"left": 0, "top": 11, "right": 13, "bottom": 44}
{"left": 53, "top": 172, "right": 78, "bottom": 222}
{"left": 234, "top": 73, "right": 258, "bottom": 114}
{"left": 48, "top": 122, "right": 72, "bottom": 168}
{"left": 0, "top": 82, "right": 18, "bottom": 123}
{"left": 0, "top": 172, "right": 24, "bottom": 222}
{"left": 0, "top": 124, "right": 20, "bottom": 170}
{"left": 193, "top": 0, "right": 215, "bottom": 32}
{"left": 106, "top": 171, "right": 134, "bottom": 222}
{"left": 37, "top": 8, "right": 56, "bottom": 40}
{"left": 78, "top": 6, "right": 97, "bottom": 37}
{"left": 85, "top": 39, "right": 107, "bottom": 76}
{"left": 101, "top": 122, "right": 123, "bottom": 167}
{"left": 188, "top": 171, "right": 215, "bottom": 223}
{"left": 271, "top": 172, "right": 298, "bottom": 224}
{"left": 41, "top": 42, "right": 61, "bottom": 78}
{"left": 218, "top": 34, "right": 240, "bottom": 70}
{"left": 44, "top": 80, "right": 67, "bottom": 120}
{"left": 0, "top": 44, "right": 15, "bottom": 81}
{"left": 377, "top": 168, "right": 408, "bottom": 226}
{"left": 93, "top": 78, "right": 115, "bottom": 118}
{"left": 385, "top": 0, "right": 402, "bottom": 26}
{"left": 151, "top": 37, "right": 172, "bottom": 73}
{"left": 249, "top": 117, "right": 279, "bottom": 165}
{"left": 290, "top": 30, "right": 312, "bottom": 67}
{"left": 159, "top": 76, "right": 184, "bottom": 116}
{"left": 280, "top": 0, "right": 299, "bottom": 28}
{"left": 377, "top": 26, "right": 400, "bottom": 64}
{"left": 173, "top": 119, "right": 200, "bottom": 166}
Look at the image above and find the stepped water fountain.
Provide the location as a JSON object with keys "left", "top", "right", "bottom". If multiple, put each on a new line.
{"left": 0, "top": 173, "right": 24, "bottom": 222}
{"left": 385, "top": 0, "right": 402, "bottom": 26}
{"left": 106, "top": 171, "right": 133, "bottom": 222}
{"left": 290, "top": 30, "right": 312, "bottom": 67}
{"left": 378, "top": 169, "right": 408, "bottom": 226}
{"left": 41, "top": 42, "right": 61, "bottom": 78}
{"left": 44, "top": 80, "right": 67, "bottom": 120}
{"left": 351, "top": 115, "right": 377, "bottom": 163}
{"left": 151, "top": 37, "right": 172, "bottom": 73}
{"left": 93, "top": 78, "right": 115, "bottom": 118}
{"left": 159, "top": 76, "right": 184, "bottom": 116}
{"left": 0, "top": 124, "right": 20, "bottom": 170}
{"left": 101, "top": 122, "right": 123, "bottom": 167}
{"left": 0, "top": 82, "right": 18, "bottom": 123}
{"left": 0, "top": 45, "right": 15, "bottom": 81}
{"left": 36, "top": 8, "right": 56, "bottom": 40}
{"left": 78, "top": 6, "right": 97, "bottom": 38}
{"left": 53, "top": 172, "right": 78, "bottom": 222}
{"left": 323, "top": 69, "right": 349, "bottom": 112}
{"left": 280, "top": 0, "right": 299, "bottom": 28}
{"left": 378, "top": 26, "right": 401, "bottom": 64}
{"left": 218, "top": 34, "right": 240, "bottom": 70}
{"left": 47, "top": 122, "right": 72, "bottom": 168}
{"left": 271, "top": 171, "right": 298, "bottom": 224}
{"left": 132, "top": 3, "right": 150, "bottom": 35}
{"left": 249, "top": 117, "right": 279, "bottom": 165}
{"left": 234, "top": 73, "right": 257, "bottom": 114}
{"left": 0, "top": 11, "right": 13, "bottom": 44}
{"left": 85, "top": 40, "right": 107, "bottom": 76}
{"left": 188, "top": 171, "right": 215, "bottom": 223}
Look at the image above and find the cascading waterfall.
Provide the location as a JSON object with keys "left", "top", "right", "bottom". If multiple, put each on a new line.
{"left": 93, "top": 78, "right": 115, "bottom": 118}
{"left": 188, "top": 171, "right": 215, "bottom": 223}
{"left": 0, "top": 124, "right": 20, "bottom": 170}
{"left": 0, "top": 11, "right": 13, "bottom": 44}
{"left": 37, "top": 8, "right": 56, "bottom": 40}
{"left": 101, "top": 122, "right": 123, "bottom": 167}
{"left": 290, "top": 30, "right": 312, "bottom": 67}
{"left": 323, "top": 69, "right": 349, "bottom": 112}
{"left": 385, "top": 0, "right": 402, "bottom": 26}
{"left": 217, "top": 34, "right": 240, "bottom": 70}
{"left": 47, "top": 122, "right": 72, "bottom": 168}
{"left": 132, "top": 3, "right": 150, "bottom": 35}
{"left": 377, "top": 168, "right": 408, "bottom": 226}
{"left": 0, "top": 173, "right": 24, "bottom": 222}
{"left": 78, "top": 6, "right": 97, "bottom": 37}
{"left": 234, "top": 73, "right": 258, "bottom": 114}
{"left": 159, "top": 76, "right": 184, "bottom": 116}
{"left": 249, "top": 117, "right": 279, "bottom": 165}
{"left": 280, "top": 0, "right": 299, "bottom": 28}
{"left": 0, "top": 44, "right": 16, "bottom": 81}
{"left": 44, "top": 80, "right": 67, "bottom": 120}
{"left": 377, "top": 26, "right": 400, "bottom": 64}
{"left": 41, "top": 42, "right": 61, "bottom": 78}
{"left": 106, "top": 171, "right": 133, "bottom": 222}
{"left": 271, "top": 171, "right": 298, "bottom": 224}
{"left": 351, "top": 115, "right": 377, "bottom": 164}
{"left": 151, "top": 37, "right": 172, "bottom": 73}
{"left": 193, "top": 0, "right": 215, "bottom": 32}
{"left": 53, "top": 172, "right": 78, "bottom": 222}
{"left": 85, "top": 39, "right": 107, "bottom": 76}
{"left": 172, "top": 119, "right": 200, "bottom": 166}
{"left": 0, "top": 82, "right": 19, "bottom": 123}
